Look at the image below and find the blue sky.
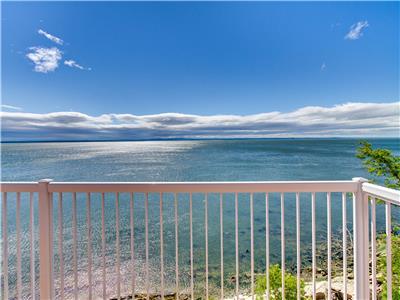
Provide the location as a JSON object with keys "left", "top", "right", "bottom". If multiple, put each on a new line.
{"left": 1, "top": 1, "right": 399, "bottom": 140}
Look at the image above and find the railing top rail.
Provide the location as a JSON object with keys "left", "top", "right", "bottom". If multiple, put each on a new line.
{"left": 0, "top": 182, "right": 40, "bottom": 192}
{"left": 362, "top": 182, "right": 400, "bottom": 205}
{"left": 1, "top": 180, "right": 358, "bottom": 193}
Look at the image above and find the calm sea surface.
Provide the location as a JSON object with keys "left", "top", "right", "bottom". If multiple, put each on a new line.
{"left": 1, "top": 139, "right": 399, "bottom": 298}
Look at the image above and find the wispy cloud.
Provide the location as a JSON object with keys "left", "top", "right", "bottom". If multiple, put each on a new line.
{"left": 64, "top": 60, "right": 91, "bottom": 71}
{"left": 26, "top": 47, "right": 62, "bottom": 73}
{"left": 321, "top": 63, "right": 326, "bottom": 71}
{"left": 27, "top": 30, "right": 90, "bottom": 73}
{"left": 1, "top": 102, "right": 398, "bottom": 141}
{"left": 345, "top": 21, "right": 369, "bottom": 40}
{"left": 1, "top": 104, "right": 22, "bottom": 111}
{"left": 38, "top": 29, "right": 64, "bottom": 45}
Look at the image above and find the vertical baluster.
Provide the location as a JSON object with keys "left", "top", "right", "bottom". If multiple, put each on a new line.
{"left": 327, "top": 192, "right": 332, "bottom": 299}
{"left": 58, "top": 193, "right": 64, "bottom": 299}
{"left": 250, "top": 193, "right": 254, "bottom": 300}
{"left": 205, "top": 193, "right": 209, "bottom": 300}
{"left": 175, "top": 193, "right": 179, "bottom": 300}
{"left": 145, "top": 193, "right": 149, "bottom": 300}
{"left": 101, "top": 193, "right": 106, "bottom": 299}
{"left": 72, "top": 192, "right": 78, "bottom": 300}
{"left": 30, "top": 192, "right": 35, "bottom": 300}
{"left": 235, "top": 193, "right": 239, "bottom": 300}
{"left": 116, "top": 192, "right": 120, "bottom": 299}
{"left": 16, "top": 192, "right": 22, "bottom": 300}
{"left": 190, "top": 193, "right": 194, "bottom": 300}
{"left": 160, "top": 193, "right": 164, "bottom": 300}
{"left": 296, "top": 192, "right": 301, "bottom": 300}
{"left": 342, "top": 193, "right": 347, "bottom": 299}
{"left": 130, "top": 193, "right": 135, "bottom": 298}
{"left": 220, "top": 193, "right": 224, "bottom": 300}
{"left": 265, "top": 193, "right": 270, "bottom": 300}
{"left": 281, "top": 193, "right": 285, "bottom": 300}
{"left": 386, "top": 202, "right": 392, "bottom": 300}
{"left": 87, "top": 192, "right": 92, "bottom": 299}
{"left": 311, "top": 192, "right": 316, "bottom": 300}
{"left": 49, "top": 192, "right": 54, "bottom": 299}
{"left": 2, "top": 192, "right": 8, "bottom": 299}
{"left": 371, "top": 197, "right": 377, "bottom": 300}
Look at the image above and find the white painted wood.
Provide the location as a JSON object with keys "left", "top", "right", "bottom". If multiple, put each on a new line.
{"left": 311, "top": 192, "right": 316, "bottom": 300}
{"left": 30, "top": 192, "right": 36, "bottom": 300}
{"left": 16, "top": 192, "right": 22, "bottom": 300}
{"left": 45, "top": 181, "right": 358, "bottom": 193}
{"left": 160, "top": 193, "right": 165, "bottom": 300}
{"left": 58, "top": 193, "right": 64, "bottom": 300}
{"left": 265, "top": 193, "right": 270, "bottom": 300}
{"left": 174, "top": 193, "right": 179, "bottom": 300}
{"left": 352, "top": 177, "right": 369, "bottom": 300}
{"left": 101, "top": 193, "right": 107, "bottom": 299}
{"left": 250, "top": 193, "right": 254, "bottom": 300}
{"left": 205, "top": 193, "right": 209, "bottom": 300}
{"left": 2, "top": 192, "right": 8, "bottom": 299}
{"left": 145, "top": 193, "right": 150, "bottom": 300}
{"left": 87, "top": 193, "right": 92, "bottom": 299}
{"left": 220, "top": 193, "right": 224, "bottom": 300}
{"left": 115, "top": 193, "right": 120, "bottom": 299}
{"left": 386, "top": 202, "right": 392, "bottom": 300}
{"left": 281, "top": 193, "right": 285, "bottom": 300}
{"left": 190, "top": 193, "right": 194, "bottom": 300}
{"left": 72, "top": 192, "right": 78, "bottom": 300}
{"left": 130, "top": 192, "right": 135, "bottom": 299}
{"left": 296, "top": 192, "right": 301, "bottom": 300}
{"left": 371, "top": 197, "right": 377, "bottom": 300}
{"left": 327, "top": 192, "right": 332, "bottom": 300}
{"left": 342, "top": 193, "right": 347, "bottom": 300}
{"left": 38, "top": 179, "right": 53, "bottom": 300}
{"left": 235, "top": 192, "right": 239, "bottom": 300}
{"left": 363, "top": 182, "right": 400, "bottom": 205}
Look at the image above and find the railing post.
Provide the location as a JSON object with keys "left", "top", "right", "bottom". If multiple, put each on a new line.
{"left": 352, "top": 177, "right": 369, "bottom": 300}
{"left": 38, "top": 179, "right": 53, "bottom": 299}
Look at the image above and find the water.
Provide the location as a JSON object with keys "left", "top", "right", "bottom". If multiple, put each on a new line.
{"left": 1, "top": 138, "right": 399, "bottom": 298}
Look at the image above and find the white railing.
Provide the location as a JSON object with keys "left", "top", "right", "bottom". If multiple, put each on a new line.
{"left": 0, "top": 178, "right": 399, "bottom": 300}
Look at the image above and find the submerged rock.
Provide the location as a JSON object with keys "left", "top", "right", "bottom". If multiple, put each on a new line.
{"left": 111, "top": 293, "right": 190, "bottom": 300}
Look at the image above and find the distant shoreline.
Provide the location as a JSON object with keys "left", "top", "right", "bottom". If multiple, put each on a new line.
{"left": 1, "top": 137, "right": 398, "bottom": 144}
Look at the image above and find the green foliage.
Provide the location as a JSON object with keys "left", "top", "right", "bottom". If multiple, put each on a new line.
{"left": 356, "top": 140, "right": 400, "bottom": 189}
{"left": 376, "top": 232, "right": 400, "bottom": 299}
{"left": 255, "top": 265, "right": 305, "bottom": 300}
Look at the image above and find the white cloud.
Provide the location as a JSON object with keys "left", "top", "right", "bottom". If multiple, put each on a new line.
{"left": 64, "top": 60, "right": 90, "bottom": 71}
{"left": 26, "top": 47, "right": 62, "bottom": 73}
{"left": 1, "top": 102, "right": 399, "bottom": 141}
{"left": 345, "top": 21, "right": 369, "bottom": 40}
{"left": 1, "top": 104, "right": 22, "bottom": 111}
{"left": 38, "top": 29, "right": 64, "bottom": 45}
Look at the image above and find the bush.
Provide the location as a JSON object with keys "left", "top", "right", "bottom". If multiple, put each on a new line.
{"left": 255, "top": 264, "right": 305, "bottom": 300}
{"left": 377, "top": 226, "right": 400, "bottom": 299}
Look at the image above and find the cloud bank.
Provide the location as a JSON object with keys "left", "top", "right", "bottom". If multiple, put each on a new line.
{"left": 345, "top": 21, "right": 369, "bottom": 40}
{"left": 1, "top": 102, "right": 399, "bottom": 141}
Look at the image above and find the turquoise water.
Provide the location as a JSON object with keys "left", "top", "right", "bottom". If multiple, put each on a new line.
{"left": 1, "top": 139, "right": 399, "bottom": 298}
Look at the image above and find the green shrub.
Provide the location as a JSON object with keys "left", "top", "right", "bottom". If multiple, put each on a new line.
{"left": 255, "top": 265, "right": 305, "bottom": 300}
{"left": 377, "top": 227, "right": 400, "bottom": 299}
